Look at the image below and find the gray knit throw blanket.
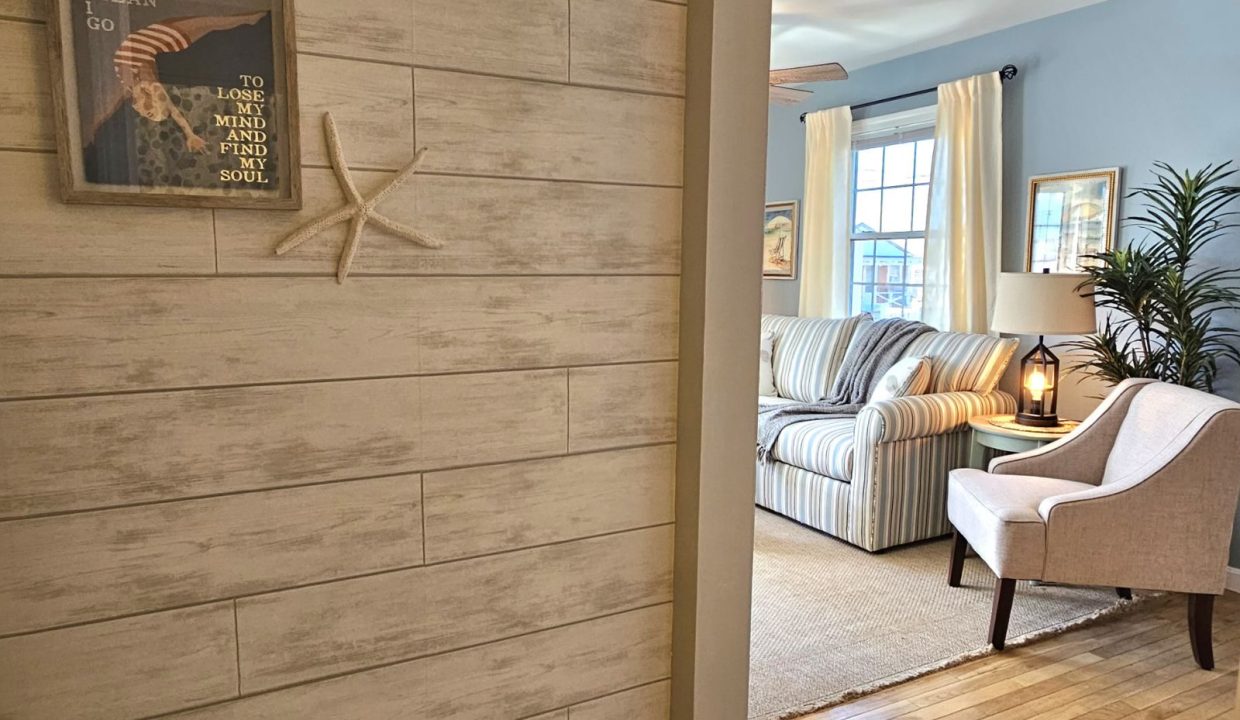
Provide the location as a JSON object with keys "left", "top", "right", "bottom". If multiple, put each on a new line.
{"left": 756, "top": 318, "right": 933, "bottom": 461}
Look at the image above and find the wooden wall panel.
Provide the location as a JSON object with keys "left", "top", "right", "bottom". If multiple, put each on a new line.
{"left": 0, "top": 277, "right": 677, "bottom": 397}
{"left": 0, "top": 1, "right": 41, "bottom": 20}
{"left": 569, "top": 362, "right": 679, "bottom": 452}
{"left": 0, "top": 152, "right": 216, "bottom": 275}
{"left": 215, "top": 170, "right": 682, "bottom": 275}
{"left": 236, "top": 526, "right": 673, "bottom": 691}
{"left": 414, "top": 69, "right": 684, "bottom": 185}
{"left": 570, "top": 0, "right": 687, "bottom": 95}
{"left": 0, "top": 20, "right": 52, "bottom": 150}
{"left": 572, "top": 681, "right": 673, "bottom": 720}
{"left": 423, "top": 445, "right": 675, "bottom": 562}
{"left": 0, "top": 603, "right": 237, "bottom": 720}
{"left": 0, "top": 477, "right": 421, "bottom": 635}
{"left": 0, "top": 370, "right": 566, "bottom": 518}
{"left": 170, "top": 605, "right": 671, "bottom": 720}
{"left": 295, "top": 0, "right": 413, "bottom": 63}
{"left": 413, "top": 0, "right": 568, "bottom": 81}
{"left": 298, "top": 54, "right": 413, "bottom": 170}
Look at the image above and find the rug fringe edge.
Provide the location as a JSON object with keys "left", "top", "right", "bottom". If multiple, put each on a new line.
{"left": 765, "top": 593, "right": 1162, "bottom": 720}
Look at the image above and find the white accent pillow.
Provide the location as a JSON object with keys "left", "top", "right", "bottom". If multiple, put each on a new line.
{"left": 870, "top": 356, "right": 932, "bottom": 404}
{"left": 758, "top": 331, "right": 778, "bottom": 397}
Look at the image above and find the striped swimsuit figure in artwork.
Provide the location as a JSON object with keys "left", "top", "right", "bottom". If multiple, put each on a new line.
{"left": 112, "top": 23, "right": 190, "bottom": 81}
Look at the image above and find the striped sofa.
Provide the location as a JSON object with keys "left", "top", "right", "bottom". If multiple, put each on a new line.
{"left": 757, "top": 314, "right": 1018, "bottom": 552}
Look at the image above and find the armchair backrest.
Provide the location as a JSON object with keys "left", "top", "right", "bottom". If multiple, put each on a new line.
{"left": 1103, "top": 383, "right": 1240, "bottom": 486}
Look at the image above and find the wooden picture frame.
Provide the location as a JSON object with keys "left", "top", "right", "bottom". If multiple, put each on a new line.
{"left": 46, "top": 0, "right": 302, "bottom": 209}
{"left": 1025, "top": 167, "right": 1120, "bottom": 272}
{"left": 763, "top": 200, "right": 799, "bottom": 279}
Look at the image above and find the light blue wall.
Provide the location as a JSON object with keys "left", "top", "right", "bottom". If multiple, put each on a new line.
{"left": 764, "top": 0, "right": 1240, "bottom": 560}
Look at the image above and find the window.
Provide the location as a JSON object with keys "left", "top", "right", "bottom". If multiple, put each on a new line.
{"left": 848, "top": 108, "right": 935, "bottom": 320}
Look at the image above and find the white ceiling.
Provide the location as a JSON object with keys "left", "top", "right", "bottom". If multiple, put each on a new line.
{"left": 771, "top": 0, "right": 1107, "bottom": 72}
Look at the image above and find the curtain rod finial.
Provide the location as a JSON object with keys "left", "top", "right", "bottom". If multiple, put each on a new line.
{"left": 1000, "top": 64, "right": 1018, "bottom": 81}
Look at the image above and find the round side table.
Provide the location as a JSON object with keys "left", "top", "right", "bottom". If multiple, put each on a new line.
{"left": 967, "top": 414, "right": 1080, "bottom": 469}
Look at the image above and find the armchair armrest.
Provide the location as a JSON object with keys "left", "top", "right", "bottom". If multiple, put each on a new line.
{"left": 989, "top": 378, "right": 1155, "bottom": 484}
{"left": 856, "top": 390, "right": 1015, "bottom": 444}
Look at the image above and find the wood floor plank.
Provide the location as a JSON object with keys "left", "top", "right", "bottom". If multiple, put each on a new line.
{"left": 413, "top": 0, "right": 568, "bottom": 81}
{"left": 569, "top": 362, "right": 678, "bottom": 452}
{"left": 0, "top": 276, "right": 678, "bottom": 397}
{"left": 0, "top": 151, "right": 216, "bottom": 275}
{"left": 0, "top": 20, "right": 53, "bottom": 150}
{"left": 236, "top": 526, "right": 673, "bottom": 691}
{"left": 168, "top": 605, "right": 671, "bottom": 720}
{"left": 823, "top": 594, "right": 1240, "bottom": 720}
{"left": 215, "top": 170, "right": 683, "bottom": 275}
{"left": 0, "top": 476, "right": 420, "bottom": 635}
{"left": 0, "top": 603, "right": 236, "bottom": 720}
{"left": 423, "top": 445, "right": 675, "bottom": 562}
{"left": 298, "top": 54, "right": 413, "bottom": 170}
{"left": 414, "top": 69, "right": 683, "bottom": 185}
{"left": 570, "top": 680, "right": 672, "bottom": 720}
{"left": 1121, "top": 672, "right": 1237, "bottom": 719}
{"left": 569, "top": 0, "right": 686, "bottom": 94}
{"left": 0, "top": 369, "right": 566, "bottom": 518}
{"left": 295, "top": 0, "right": 412, "bottom": 63}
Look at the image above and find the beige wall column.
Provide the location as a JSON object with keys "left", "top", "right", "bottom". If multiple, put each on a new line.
{"left": 674, "top": 0, "right": 772, "bottom": 718}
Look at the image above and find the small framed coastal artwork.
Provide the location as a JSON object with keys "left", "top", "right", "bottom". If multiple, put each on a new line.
{"left": 763, "top": 201, "right": 799, "bottom": 279}
{"left": 1025, "top": 168, "right": 1120, "bottom": 272}
{"left": 46, "top": 0, "right": 301, "bottom": 208}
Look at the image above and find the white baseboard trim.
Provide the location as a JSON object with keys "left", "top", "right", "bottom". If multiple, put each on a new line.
{"left": 1227, "top": 566, "right": 1240, "bottom": 594}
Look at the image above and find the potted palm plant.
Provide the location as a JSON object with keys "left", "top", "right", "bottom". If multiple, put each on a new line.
{"left": 1065, "top": 162, "right": 1240, "bottom": 392}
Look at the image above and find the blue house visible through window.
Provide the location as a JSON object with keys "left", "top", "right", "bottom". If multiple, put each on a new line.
{"left": 848, "top": 123, "right": 934, "bottom": 320}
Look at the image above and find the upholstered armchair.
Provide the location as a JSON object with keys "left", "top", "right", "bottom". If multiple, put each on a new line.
{"left": 945, "top": 379, "right": 1240, "bottom": 669}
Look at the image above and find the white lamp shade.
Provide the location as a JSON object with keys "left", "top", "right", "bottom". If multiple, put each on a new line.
{"left": 991, "top": 272, "right": 1096, "bottom": 335}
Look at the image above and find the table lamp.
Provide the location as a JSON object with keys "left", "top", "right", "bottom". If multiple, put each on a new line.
{"left": 991, "top": 270, "right": 1096, "bottom": 427}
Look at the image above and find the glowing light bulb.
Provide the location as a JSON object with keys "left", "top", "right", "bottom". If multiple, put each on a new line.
{"left": 1027, "top": 369, "right": 1047, "bottom": 402}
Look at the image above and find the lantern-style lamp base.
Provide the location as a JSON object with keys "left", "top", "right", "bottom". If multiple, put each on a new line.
{"left": 1016, "top": 337, "right": 1060, "bottom": 427}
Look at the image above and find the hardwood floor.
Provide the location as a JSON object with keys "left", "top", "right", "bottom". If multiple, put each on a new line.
{"left": 805, "top": 592, "right": 1240, "bottom": 720}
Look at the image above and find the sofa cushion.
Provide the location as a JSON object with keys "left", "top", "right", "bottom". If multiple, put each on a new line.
{"left": 758, "top": 331, "right": 778, "bottom": 397}
{"left": 766, "top": 314, "right": 869, "bottom": 402}
{"left": 759, "top": 395, "right": 799, "bottom": 410}
{"left": 771, "top": 417, "right": 855, "bottom": 481}
{"left": 948, "top": 468, "right": 1093, "bottom": 579}
{"left": 870, "top": 356, "right": 931, "bottom": 403}
{"left": 902, "top": 332, "right": 1018, "bottom": 394}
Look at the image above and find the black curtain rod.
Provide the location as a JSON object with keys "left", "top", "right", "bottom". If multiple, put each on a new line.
{"left": 799, "top": 64, "right": 1018, "bottom": 123}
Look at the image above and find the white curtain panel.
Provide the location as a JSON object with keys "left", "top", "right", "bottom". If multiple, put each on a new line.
{"left": 924, "top": 72, "right": 1003, "bottom": 333}
{"left": 798, "top": 106, "right": 852, "bottom": 318}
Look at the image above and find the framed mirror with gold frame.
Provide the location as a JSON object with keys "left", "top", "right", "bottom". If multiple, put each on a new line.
{"left": 1025, "top": 167, "right": 1120, "bottom": 272}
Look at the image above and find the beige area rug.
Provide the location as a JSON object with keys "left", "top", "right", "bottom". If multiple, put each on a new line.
{"left": 749, "top": 508, "right": 1146, "bottom": 720}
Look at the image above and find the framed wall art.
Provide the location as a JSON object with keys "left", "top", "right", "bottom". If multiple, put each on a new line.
{"left": 46, "top": 0, "right": 301, "bottom": 209}
{"left": 1025, "top": 167, "right": 1120, "bottom": 272}
{"left": 763, "top": 200, "right": 799, "bottom": 279}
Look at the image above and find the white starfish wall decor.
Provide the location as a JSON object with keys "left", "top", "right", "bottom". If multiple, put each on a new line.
{"left": 275, "top": 112, "right": 444, "bottom": 283}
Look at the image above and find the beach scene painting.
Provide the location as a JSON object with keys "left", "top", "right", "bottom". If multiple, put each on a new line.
{"left": 763, "top": 201, "right": 799, "bottom": 279}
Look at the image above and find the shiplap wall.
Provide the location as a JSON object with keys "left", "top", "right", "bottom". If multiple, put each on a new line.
{"left": 0, "top": 0, "right": 685, "bottom": 716}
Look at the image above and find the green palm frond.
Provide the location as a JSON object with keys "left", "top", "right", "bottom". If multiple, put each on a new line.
{"left": 1069, "top": 162, "right": 1240, "bottom": 392}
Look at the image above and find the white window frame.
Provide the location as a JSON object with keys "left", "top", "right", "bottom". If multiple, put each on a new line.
{"left": 847, "top": 105, "right": 937, "bottom": 319}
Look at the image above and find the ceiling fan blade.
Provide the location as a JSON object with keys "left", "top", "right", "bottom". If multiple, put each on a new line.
{"left": 769, "top": 85, "right": 813, "bottom": 106}
{"left": 769, "top": 63, "right": 848, "bottom": 85}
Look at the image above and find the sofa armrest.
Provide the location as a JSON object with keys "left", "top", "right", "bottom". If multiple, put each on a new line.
{"left": 855, "top": 390, "right": 1016, "bottom": 444}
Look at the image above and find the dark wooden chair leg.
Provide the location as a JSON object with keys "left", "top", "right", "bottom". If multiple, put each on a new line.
{"left": 1115, "top": 587, "right": 1132, "bottom": 600}
{"left": 948, "top": 530, "right": 968, "bottom": 588}
{"left": 1188, "top": 593, "right": 1215, "bottom": 670}
{"left": 989, "top": 577, "right": 1017, "bottom": 650}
